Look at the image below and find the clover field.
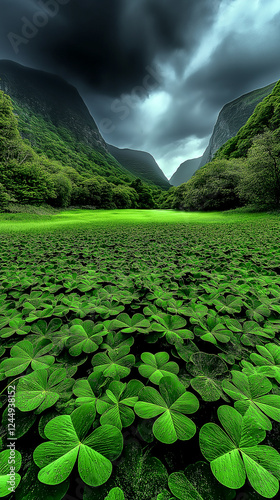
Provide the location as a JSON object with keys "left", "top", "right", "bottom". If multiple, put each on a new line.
{"left": 0, "top": 210, "right": 280, "bottom": 500}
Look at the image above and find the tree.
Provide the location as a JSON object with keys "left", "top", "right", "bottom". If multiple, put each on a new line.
{"left": 112, "top": 185, "right": 138, "bottom": 208}
{"left": 130, "top": 178, "right": 155, "bottom": 208}
{"left": 171, "top": 159, "right": 243, "bottom": 211}
{"left": 49, "top": 173, "right": 72, "bottom": 208}
{"left": 237, "top": 130, "right": 280, "bottom": 207}
{"left": 0, "top": 183, "right": 10, "bottom": 212}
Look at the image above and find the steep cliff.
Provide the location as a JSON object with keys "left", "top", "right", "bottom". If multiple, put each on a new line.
{"left": 199, "top": 81, "right": 276, "bottom": 167}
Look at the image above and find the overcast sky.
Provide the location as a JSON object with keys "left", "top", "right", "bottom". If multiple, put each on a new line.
{"left": 1, "top": 0, "right": 280, "bottom": 177}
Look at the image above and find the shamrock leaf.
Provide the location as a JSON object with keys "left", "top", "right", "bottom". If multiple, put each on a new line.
{"left": 151, "top": 314, "right": 193, "bottom": 344}
{"left": 245, "top": 299, "right": 271, "bottom": 322}
{"left": 250, "top": 343, "right": 280, "bottom": 383}
{"left": 0, "top": 339, "right": 54, "bottom": 377}
{"left": 101, "top": 329, "right": 134, "bottom": 351}
{"left": 0, "top": 317, "right": 31, "bottom": 338}
{"left": 135, "top": 376, "right": 199, "bottom": 444}
{"left": 0, "top": 450, "right": 22, "bottom": 496}
{"left": 180, "top": 302, "right": 208, "bottom": 324}
{"left": 199, "top": 405, "right": 280, "bottom": 498}
{"left": 138, "top": 352, "right": 179, "bottom": 384}
{"left": 94, "top": 300, "right": 125, "bottom": 319}
{"left": 73, "top": 371, "right": 108, "bottom": 406}
{"left": 225, "top": 319, "right": 273, "bottom": 346}
{"left": 187, "top": 352, "right": 229, "bottom": 401}
{"left": 31, "top": 319, "right": 63, "bottom": 336}
{"left": 222, "top": 371, "right": 280, "bottom": 430}
{"left": 91, "top": 346, "right": 135, "bottom": 380}
{"left": 66, "top": 320, "right": 106, "bottom": 356}
{"left": 194, "top": 316, "right": 232, "bottom": 345}
{"left": 168, "top": 461, "right": 235, "bottom": 500}
{"left": 105, "top": 488, "right": 125, "bottom": 500}
{"left": 213, "top": 295, "right": 243, "bottom": 315}
{"left": 110, "top": 313, "right": 150, "bottom": 333}
{"left": 96, "top": 379, "right": 143, "bottom": 429}
{"left": 33, "top": 404, "right": 123, "bottom": 487}
{"left": 15, "top": 368, "right": 74, "bottom": 413}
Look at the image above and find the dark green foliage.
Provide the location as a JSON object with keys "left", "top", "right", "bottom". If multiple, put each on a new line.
{"left": 107, "top": 144, "right": 170, "bottom": 190}
{"left": 169, "top": 159, "right": 243, "bottom": 211}
{"left": 0, "top": 90, "right": 166, "bottom": 210}
{"left": 217, "top": 80, "right": 280, "bottom": 160}
{"left": 130, "top": 178, "right": 156, "bottom": 208}
{"left": 171, "top": 79, "right": 280, "bottom": 211}
{"left": 237, "top": 130, "right": 280, "bottom": 207}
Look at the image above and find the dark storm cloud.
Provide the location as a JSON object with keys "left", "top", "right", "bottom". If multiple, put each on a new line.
{"left": 1, "top": 0, "right": 280, "bottom": 176}
{"left": 0, "top": 0, "right": 221, "bottom": 96}
{"left": 185, "top": 18, "right": 280, "bottom": 112}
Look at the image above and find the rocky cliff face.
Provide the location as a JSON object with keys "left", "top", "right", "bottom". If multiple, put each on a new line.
{"left": 169, "top": 157, "right": 201, "bottom": 186}
{"left": 199, "top": 82, "right": 276, "bottom": 167}
{"left": 107, "top": 144, "right": 170, "bottom": 190}
{"left": 0, "top": 60, "right": 106, "bottom": 151}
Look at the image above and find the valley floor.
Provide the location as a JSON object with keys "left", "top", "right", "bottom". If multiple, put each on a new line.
{"left": 0, "top": 208, "right": 275, "bottom": 232}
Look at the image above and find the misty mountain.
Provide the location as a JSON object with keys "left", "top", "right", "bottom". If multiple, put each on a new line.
{"left": 199, "top": 81, "right": 276, "bottom": 167}
{"left": 107, "top": 144, "right": 170, "bottom": 190}
{"left": 169, "top": 157, "right": 202, "bottom": 186}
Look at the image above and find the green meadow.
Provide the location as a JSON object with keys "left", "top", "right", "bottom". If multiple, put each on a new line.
{"left": 1, "top": 209, "right": 280, "bottom": 500}
{"left": 0, "top": 208, "right": 274, "bottom": 232}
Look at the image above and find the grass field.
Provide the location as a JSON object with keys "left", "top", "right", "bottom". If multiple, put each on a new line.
{"left": 1, "top": 209, "right": 280, "bottom": 499}
{"left": 0, "top": 208, "right": 274, "bottom": 232}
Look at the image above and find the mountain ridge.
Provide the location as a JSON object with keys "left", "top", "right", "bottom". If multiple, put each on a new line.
{"left": 107, "top": 144, "right": 170, "bottom": 190}
{"left": 200, "top": 81, "right": 277, "bottom": 167}
{"left": 169, "top": 157, "right": 201, "bottom": 186}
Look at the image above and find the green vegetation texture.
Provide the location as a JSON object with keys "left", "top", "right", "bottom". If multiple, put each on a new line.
{"left": 1, "top": 210, "right": 280, "bottom": 499}
{"left": 0, "top": 209, "right": 271, "bottom": 233}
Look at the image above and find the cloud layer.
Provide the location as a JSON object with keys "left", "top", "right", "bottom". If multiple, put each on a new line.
{"left": 1, "top": 0, "right": 280, "bottom": 176}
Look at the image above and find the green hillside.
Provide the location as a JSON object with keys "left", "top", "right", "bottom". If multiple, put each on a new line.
{"left": 216, "top": 80, "right": 280, "bottom": 159}
{"left": 107, "top": 144, "right": 170, "bottom": 190}
{"left": 199, "top": 81, "right": 276, "bottom": 167}
{"left": 0, "top": 61, "right": 165, "bottom": 210}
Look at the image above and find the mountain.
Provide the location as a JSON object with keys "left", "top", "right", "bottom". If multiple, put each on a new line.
{"left": 199, "top": 81, "right": 276, "bottom": 167}
{"left": 169, "top": 157, "right": 202, "bottom": 186}
{"left": 107, "top": 144, "right": 170, "bottom": 190}
{"left": 168, "top": 78, "right": 280, "bottom": 212}
{"left": 216, "top": 79, "right": 280, "bottom": 159}
{"left": 1, "top": 60, "right": 170, "bottom": 210}
{"left": 0, "top": 60, "right": 132, "bottom": 183}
